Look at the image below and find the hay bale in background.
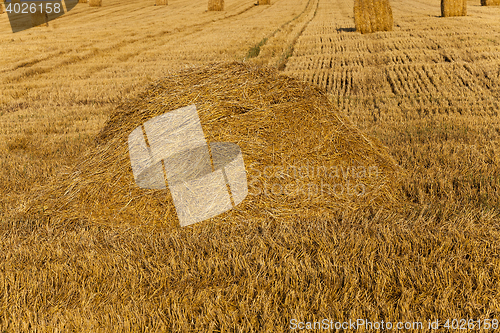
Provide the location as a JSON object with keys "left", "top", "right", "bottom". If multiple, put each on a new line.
{"left": 258, "top": 0, "right": 271, "bottom": 5}
{"left": 481, "top": 0, "right": 500, "bottom": 5}
{"left": 156, "top": 0, "right": 167, "bottom": 5}
{"left": 28, "top": 62, "right": 400, "bottom": 227}
{"left": 0, "top": 2, "right": 3, "bottom": 15}
{"left": 354, "top": 0, "right": 393, "bottom": 34}
{"left": 78, "top": 0, "right": 87, "bottom": 3}
{"left": 441, "top": 0, "right": 466, "bottom": 17}
{"left": 31, "top": 12, "right": 48, "bottom": 27}
{"left": 208, "top": 0, "right": 223, "bottom": 11}
{"left": 89, "top": 0, "right": 101, "bottom": 7}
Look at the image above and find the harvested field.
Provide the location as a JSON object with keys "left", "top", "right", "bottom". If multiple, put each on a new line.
{"left": 1, "top": 0, "right": 500, "bottom": 331}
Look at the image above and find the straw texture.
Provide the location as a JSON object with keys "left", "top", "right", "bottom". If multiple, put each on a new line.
{"left": 31, "top": 12, "right": 48, "bottom": 27}
{"left": 259, "top": 0, "right": 271, "bottom": 4}
{"left": 156, "top": 0, "right": 167, "bottom": 5}
{"left": 441, "top": 0, "right": 467, "bottom": 17}
{"left": 89, "top": 0, "right": 102, "bottom": 7}
{"left": 354, "top": 0, "right": 393, "bottom": 34}
{"left": 208, "top": 0, "right": 224, "bottom": 11}
{"left": 28, "top": 62, "right": 401, "bottom": 228}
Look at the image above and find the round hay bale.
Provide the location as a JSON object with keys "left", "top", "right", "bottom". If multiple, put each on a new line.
{"left": 354, "top": 0, "right": 393, "bottom": 34}
{"left": 441, "top": 0, "right": 467, "bottom": 17}
{"left": 481, "top": 0, "right": 500, "bottom": 5}
{"left": 28, "top": 62, "right": 401, "bottom": 227}
{"left": 208, "top": 0, "right": 223, "bottom": 11}
{"left": 88, "top": 0, "right": 101, "bottom": 7}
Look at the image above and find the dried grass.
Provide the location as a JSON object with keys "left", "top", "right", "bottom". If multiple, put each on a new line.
{"left": 88, "top": 0, "right": 102, "bottom": 7}
{"left": 441, "top": 0, "right": 467, "bottom": 17}
{"left": 259, "top": 0, "right": 271, "bottom": 5}
{"left": 156, "top": 0, "right": 167, "bottom": 5}
{"left": 481, "top": 0, "right": 500, "bottom": 5}
{"left": 31, "top": 12, "right": 48, "bottom": 28}
{"left": 27, "top": 62, "right": 401, "bottom": 228}
{"left": 208, "top": 0, "right": 224, "bottom": 11}
{"left": 354, "top": 0, "right": 393, "bottom": 34}
{"left": 78, "top": 0, "right": 87, "bottom": 3}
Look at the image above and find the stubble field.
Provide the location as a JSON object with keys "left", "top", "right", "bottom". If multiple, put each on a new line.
{"left": 0, "top": 0, "right": 500, "bottom": 331}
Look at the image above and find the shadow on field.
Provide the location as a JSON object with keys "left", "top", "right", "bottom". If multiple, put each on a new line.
{"left": 337, "top": 27, "right": 356, "bottom": 33}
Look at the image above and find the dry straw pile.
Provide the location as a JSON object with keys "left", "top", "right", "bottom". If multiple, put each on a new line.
{"left": 481, "top": 0, "right": 500, "bottom": 5}
{"left": 156, "top": 0, "right": 167, "bottom": 5}
{"left": 441, "top": 0, "right": 467, "bottom": 16}
{"left": 354, "top": 0, "right": 393, "bottom": 34}
{"left": 78, "top": 0, "right": 87, "bottom": 3}
{"left": 88, "top": 0, "right": 102, "bottom": 7}
{"left": 208, "top": 0, "right": 223, "bottom": 11}
{"left": 28, "top": 62, "right": 400, "bottom": 227}
{"left": 258, "top": 0, "right": 271, "bottom": 5}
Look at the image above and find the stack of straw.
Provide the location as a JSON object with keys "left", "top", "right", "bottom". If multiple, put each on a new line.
{"left": 259, "top": 0, "right": 271, "bottom": 5}
{"left": 89, "top": 0, "right": 102, "bottom": 7}
{"left": 156, "top": 0, "right": 167, "bottom": 5}
{"left": 354, "top": 0, "right": 393, "bottom": 34}
{"left": 27, "top": 62, "right": 400, "bottom": 228}
{"left": 208, "top": 0, "right": 224, "bottom": 11}
{"left": 481, "top": 0, "right": 500, "bottom": 5}
{"left": 441, "top": 0, "right": 467, "bottom": 16}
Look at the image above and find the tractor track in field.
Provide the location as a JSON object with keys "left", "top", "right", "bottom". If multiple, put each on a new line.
{"left": 1, "top": 2, "right": 258, "bottom": 85}
{"left": 244, "top": 0, "right": 317, "bottom": 67}
{"left": 276, "top": 0, "right": 319, "bottom": 70}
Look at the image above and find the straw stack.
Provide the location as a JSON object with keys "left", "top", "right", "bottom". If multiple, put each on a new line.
{"left": 156, "top": 0, "right": 167, "bottom": 5}
{"left": 441, "top": 0, "right": 467, "bottom": 16}
{"left": 89, "top": 0, "right": 102, "bottom": 7}
{"left": 481, "top": 0, "right": 500, "bottom": 5}
{"left": 78, "top": 0, "right": 87, "bottom": 3}
{"left": 258, "top": 0, "right": 271, "bottom": 4}
{"left": 354, "top": 0, "right": 393, "bottom": 34}
{"left": 27, "top": 62, "right": 401, "bottom": 228}
{"left": 208, "top": 0, "right": 224, "bottom": 11}
{"left": 0, "top": 2, "right": 3, "bottom": 15}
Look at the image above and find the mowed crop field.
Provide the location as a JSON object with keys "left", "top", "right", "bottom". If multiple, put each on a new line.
{"left": 1, "top": 0, "right": 500, "bottom": 331}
